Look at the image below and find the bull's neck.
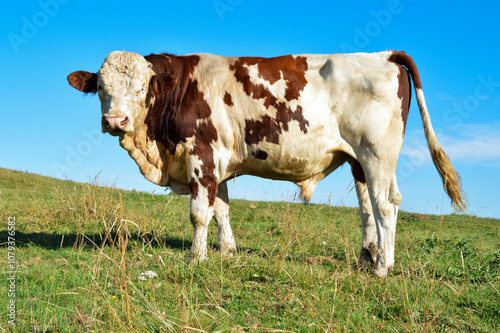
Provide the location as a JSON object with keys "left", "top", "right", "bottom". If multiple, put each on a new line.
{"left": 119, "top": 124, "right": 169, "bottom": 186}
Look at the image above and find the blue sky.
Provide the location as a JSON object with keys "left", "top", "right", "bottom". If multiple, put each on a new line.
{"left": 1, "top": 0, "right": 499, "bottom": 218}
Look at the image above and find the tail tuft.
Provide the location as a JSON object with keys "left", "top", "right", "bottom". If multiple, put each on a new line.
{"left": 429, "top": 142, "right": 468, "bottom": 212}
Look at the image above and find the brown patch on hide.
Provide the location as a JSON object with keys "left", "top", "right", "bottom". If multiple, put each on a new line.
{"left": 388, "top": 51, "right": 420, "bottom": 136}
{"left": 223, "top": 91, "right": 233, "bottom": 106}
{"left": 251, "top": 149, "right": 268, "bottom": 160}
{"left": 229, "top": 55, "right": 310, "bottom": 146}
{"left": 189, "top": 178, "right": 199, "bottom": 200}
{"left": 144, "top": 53, "right": 203, "bottom": 155}
{"left": 190, "top": 121, "right": 219, "bottom": 207}
{"left": 395, "top": 64, "right": 411, "bottom": 135}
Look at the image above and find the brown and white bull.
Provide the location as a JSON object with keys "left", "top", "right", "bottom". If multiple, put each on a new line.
{"left": 68, "top": 50, "right": 466, "bottom": 276}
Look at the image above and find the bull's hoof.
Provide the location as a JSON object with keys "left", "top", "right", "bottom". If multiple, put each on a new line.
{"left": 221, "top": 250, "right": 236, "bottom": 257}
{"left": 372, "top": 266, "right": 388, "bottom": 277}
{"left": 219, "top": 243, "right": 237, "bottom": 256}
{"left": 186, "top": 251, "right": 207, "bottom": 264}
{"left": 373, "top": 263, "right": 394, "bottom": 277}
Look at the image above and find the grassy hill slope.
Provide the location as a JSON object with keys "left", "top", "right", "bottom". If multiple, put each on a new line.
{"left": 0, "top": 167, "right": 499, "bottom": 332}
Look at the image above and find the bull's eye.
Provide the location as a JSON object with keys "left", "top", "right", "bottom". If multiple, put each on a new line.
{"left": 98, "top": 85, "right": 102, "bottom": 91}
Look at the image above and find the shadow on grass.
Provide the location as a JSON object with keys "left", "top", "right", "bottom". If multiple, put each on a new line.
{"left": 0, "top": 231, "right": 192, "bottom": 251}
{"left": 0, "top": 231, "right": 300, "bottom": 262}
{"left": 0, "top": 232, "right": 351, "bottom": 267}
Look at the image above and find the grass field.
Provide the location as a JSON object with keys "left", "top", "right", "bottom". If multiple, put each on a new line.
{"left": 0, "top": 167, "right": 499, "bottom": 332}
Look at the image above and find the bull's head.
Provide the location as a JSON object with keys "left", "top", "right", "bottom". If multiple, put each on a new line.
{"left": 68, "top": 51, "right": 176, "bottom": 135}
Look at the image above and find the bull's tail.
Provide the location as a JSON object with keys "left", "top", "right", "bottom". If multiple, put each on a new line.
{"left": 389, "top": 50, "right": 467, "bottom": 212}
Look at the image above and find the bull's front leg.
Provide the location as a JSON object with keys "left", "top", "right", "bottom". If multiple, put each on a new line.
{"left": 187, "top": 155, "right": 218, "bottom": 261}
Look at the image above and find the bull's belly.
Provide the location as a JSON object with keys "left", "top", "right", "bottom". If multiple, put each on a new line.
{"left": 234, "top": 146, "right": 347, "bottom": 182}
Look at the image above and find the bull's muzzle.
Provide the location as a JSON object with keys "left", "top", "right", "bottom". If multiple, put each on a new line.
{"left": 102, "top": 116, "right": 129, "bottom": 133}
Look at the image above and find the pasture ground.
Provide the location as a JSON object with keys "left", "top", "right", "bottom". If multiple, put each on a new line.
{"left": 0, "top": 167, "right": 499, "bottom": 332}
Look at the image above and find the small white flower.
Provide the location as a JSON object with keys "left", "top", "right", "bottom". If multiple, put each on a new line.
{"left": 144, "top": 271, "right": 157, "bottom": 278}
{"left": 322, "top": 241, "right": 327, "bottom": 246}
{"left": 138, "top": 271, "right": 157, "bottom": 280}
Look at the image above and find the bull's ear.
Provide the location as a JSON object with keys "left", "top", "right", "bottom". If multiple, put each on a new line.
{"left": 150, "top": 73, "right": 177, "bottom": 97}
{"left": 67, "top": 71, "right": 98, "bottom": 94}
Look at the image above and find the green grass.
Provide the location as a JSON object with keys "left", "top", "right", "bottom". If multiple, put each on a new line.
{"left": 0, "top": 167, "right": 499, "bottom": 332}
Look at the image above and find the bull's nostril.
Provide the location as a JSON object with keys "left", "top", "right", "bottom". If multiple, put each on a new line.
{"left": 120, "top": 117, "right": 129, "bottom": 126}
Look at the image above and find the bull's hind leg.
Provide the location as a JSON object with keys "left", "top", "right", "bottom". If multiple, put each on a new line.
{"left": 387, "top": 174, "right": 402, "bottom": 270}
{"left": 354, "top": 180, "right": 378, "bottom": 269}
{"left": 361, "top": 159, "right": 401, "bottom": 277}
{"left": 214, "top": 181, "right": 237, "bottom": 255}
